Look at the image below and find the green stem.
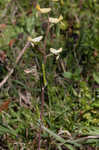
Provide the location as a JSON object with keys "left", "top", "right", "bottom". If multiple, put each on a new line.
{"left": 42, "top": 63, "right": 47, "bottom": 87}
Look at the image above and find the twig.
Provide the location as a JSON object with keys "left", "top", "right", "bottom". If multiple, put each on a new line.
{"left": 0, "top": 41, "right": 30, "bottom": 89}
{"left": 0, "top": 68, "right": 14, "bottom": 89}
{"left": 79, "top": 0, "right": 83, "bottom": 9}
{"left": 72, "top": 135, "right": 99, "bottom": 143}
{"left": 41, "top": 125, "right": 99, "bottom": 146}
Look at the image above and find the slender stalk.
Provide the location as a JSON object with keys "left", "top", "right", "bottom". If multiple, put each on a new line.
{"left": 38, "top": 18, "right": 50, "bottom": 150}
{"left": 38, "top": 87, "right": 45, "bottom": 150}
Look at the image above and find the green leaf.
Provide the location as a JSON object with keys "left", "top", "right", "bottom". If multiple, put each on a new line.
{"left": 0, "top": 125, "right": 17, "bottom": 136}
{"left": 93, "top": 73, "right": 99, "bottom": 84}
{"left": 63, "top": 72, "right": 72, "bottom": 79}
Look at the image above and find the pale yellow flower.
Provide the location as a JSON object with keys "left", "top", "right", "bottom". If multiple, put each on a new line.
{"left": 28, "top": 36, "right": 43, "bottom": 47}
{"left": 49, "top": 15, "right": 63, "bottom": 24}
{"left": 50, "top": 48, "right": 62, "bottom": 55}
{"left": 36, "top": 4, "right": 51, "bottom": 13}
{"left": 52, "top": 0, "right": 59, "bottom": 1}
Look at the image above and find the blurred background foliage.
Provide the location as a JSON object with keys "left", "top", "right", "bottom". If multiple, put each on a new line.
{"left": 0, "top": 0, "right": 99, "bottom": 149}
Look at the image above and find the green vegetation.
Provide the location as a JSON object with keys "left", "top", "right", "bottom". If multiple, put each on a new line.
{"left": 0, "top": 0, "right": 99, "bottom": 149}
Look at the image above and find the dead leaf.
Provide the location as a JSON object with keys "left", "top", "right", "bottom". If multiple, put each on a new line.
{"left": 0, "top": 100, "right": 11, "bottom": 113}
